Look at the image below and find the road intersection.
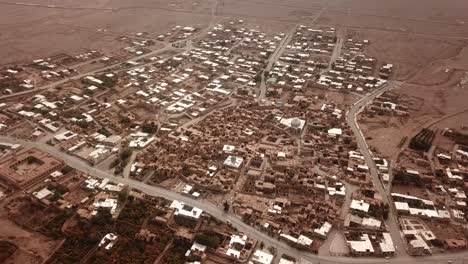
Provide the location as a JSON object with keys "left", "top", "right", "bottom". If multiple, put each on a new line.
{"left": 1, "top": 104, "right": 468, "bottom": 264}
{"left": 1, "top": 19, "right": 467, "bottom": 263}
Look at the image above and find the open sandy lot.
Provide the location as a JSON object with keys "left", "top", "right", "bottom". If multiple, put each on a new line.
{"left": 361, "top": 71, "right": 468, "bottom": 159}
{"left": 0, "top": 214, "right": 59, "bottom": 264}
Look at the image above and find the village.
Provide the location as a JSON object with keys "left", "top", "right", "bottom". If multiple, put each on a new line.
{"left": 359, "top": 91, "right": 468, "bottom": 256}
{"left": 0, "top": 16, "right": 466, "bottom": 264}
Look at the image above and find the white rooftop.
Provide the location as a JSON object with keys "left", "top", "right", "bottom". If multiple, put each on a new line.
{"left": 348, "top": 234, "right": 374, "bottom": 253}
{"left": 328, "top": 128, "right": 342, "bottom": 136}
{"left": 224, "top": 155, "right": 244, "bottom": 169}
{"left": 350, "top": 199, "right": 370, "bottom": 212}
{"left": 250, "top": 250, "right": 274, "bottom": 264}
{"left": 170, "top": 200, "right": 203, "bottom": 219}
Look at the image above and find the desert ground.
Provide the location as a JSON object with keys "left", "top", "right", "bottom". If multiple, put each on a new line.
{"left": 360, "top": 43, "right": 468, "bottom": 159}
{"left": 0, "top": 0, "right": 468, "bottom": 64}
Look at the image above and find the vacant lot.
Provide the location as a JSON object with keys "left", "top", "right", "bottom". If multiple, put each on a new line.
{"left": 0, "top": 216, "right": 59, "bottom": 264}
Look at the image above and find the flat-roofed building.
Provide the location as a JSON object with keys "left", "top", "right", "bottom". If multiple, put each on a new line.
{"left": 0, "top": 148, "right": 63, "bottom": 189}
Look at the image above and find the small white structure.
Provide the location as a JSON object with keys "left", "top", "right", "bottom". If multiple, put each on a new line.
{"left": 185, "top": 242, "right": 207, "bottom": 257}
{"left": 129, "top": 132, "right": 155, "bottom": 148}
{"left": 99, "top": 233, "right": 118, "bottom": 250}
{"left": 170, "top": 200, "right": 203, "bottom": 219}
{"left": 314, "top": 222, "right": 332, "bottom": 238}
{"left": 250, "top": 249, "right": 274, "bottom": 264}
{"left": 54, "top": 130, "right": 77, "bottom": 141}
{"left": 350, "top": 199, "right": 370, "bottom": 213}
{"left": 348, "top": 233, "right": 374, "bottom": 254}
{"left": 34, "top": 188, "right": 53, "bottom": 200}
{"left": 278, "top": 258, "right": 295, "bottom": 264}
{"left": 379, "top": 233, "right": 395, "bottom": 254}
{"left": 93, "top": 198, "right": 118, "bottom": 215}
{"left": 225, "top": 234, "right": 248, "bottom": 259}
{"left": 223, "top": 145, "right": 236, "bottom": 153}
{"left": 327, "top": 128, "right": 342, "bottom": 137}
{"left": 224, "top": 155, "right": 244, "bottom": 169}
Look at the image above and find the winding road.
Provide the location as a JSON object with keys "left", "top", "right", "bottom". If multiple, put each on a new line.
{"left": 1, "top": 129, "right": 467, "bottom": 264}
{"left": 346, "top": 81, "right": 407, "bottom": 256}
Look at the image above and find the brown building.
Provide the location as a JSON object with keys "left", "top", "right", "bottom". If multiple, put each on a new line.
{"left": 444, "top": 239, "right": 467, "bottom": 251}
{"left": 0, "top": 148, "right": 63, "bottom": 189}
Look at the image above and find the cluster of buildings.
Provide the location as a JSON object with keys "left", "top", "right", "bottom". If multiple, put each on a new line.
{"left": 361, "top": 113, "right": 468, "bottom": 255}
{"left": 343, "top": 187, "right": 395, "bottom": 257}
{"left": 157, "top": 25, "right": 199, "bottom": 42}
{"left": 1, "top": 6, "right": 468, "bottom": 261}
{"left": 363, "top": 90, "right": 410, "bottom": 117}
{"left": 316, "top": 53, "right": 387, "bottom": 92}
{"left": 1, "top": 17, "right": 436, "bottom": 263}
{"left": 0, "top": 146, "right": 282, "bottom": 263}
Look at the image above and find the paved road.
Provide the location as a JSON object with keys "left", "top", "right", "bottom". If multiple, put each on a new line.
{"left": 0, "top": 41, "right": 180, "bottom": 100}
{"left": 0, "top": 0, "right": 220, "bottom": 101}
{"left": 327, "top": 28, "right": 345, "bottom": 71}
{"left": 346, "top": 81, "right": 408, "bottom": 256}
{"left": 2, "top": 135, "right": 468, "bottom": 264}
{"left": 0, "top": 17, "right": 467, "bottom": 263}
{"left": 259, "top": 25, "right": 297, "bottom": 100}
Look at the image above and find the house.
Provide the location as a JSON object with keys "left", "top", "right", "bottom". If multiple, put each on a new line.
{"left": 250, "top": 250, "right": 274, "bottom": 264}
{"left": 170, "top": 200, "right": 203, "bottom": 220}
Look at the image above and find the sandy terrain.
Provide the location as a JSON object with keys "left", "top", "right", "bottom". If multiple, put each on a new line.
{"left": 360, "top": 43, "right": 468, "bottom": 156}
{"left": 357, "top": 20, "right": 468, "bottom": 159}
{"left": 431, "top": 111, "right": 468, "bottom": 131}
{"left": 364, "top": 33, "right": 466, "bottom": 80}
{"left": 1, "top": 0, "right": 468, "bottom": 64}
{"left": 360, "top": 121, "right": 407, "bottom": 159}
{"left": 0, "top": 217, "right": 59, "bottom": 264}
{"left": 0, "top": 0, "right": 212, "bottom": 63}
